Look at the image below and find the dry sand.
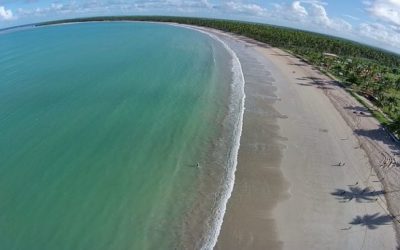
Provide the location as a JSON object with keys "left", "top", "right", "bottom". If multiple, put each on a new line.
{"left": 188, "top": 26, "right": 399, "bottom": 249}
{"left": 261, "top": 46, "right": 398, "bottom": 250}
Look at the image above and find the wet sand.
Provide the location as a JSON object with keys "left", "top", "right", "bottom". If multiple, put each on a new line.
{"left": 187, "top": 26, "right": 399, "bottom": 249}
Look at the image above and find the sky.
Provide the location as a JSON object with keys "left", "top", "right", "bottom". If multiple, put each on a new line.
{"left": 1, "top": 0, "right": 400, "bottom": 54}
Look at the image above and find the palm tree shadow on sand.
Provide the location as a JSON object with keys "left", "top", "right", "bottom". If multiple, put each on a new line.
{"left": 350, "top": 213, "right": 393, "bottom": 230}
{"left": 331, "top": 186, "right": 385, "bottom": 203}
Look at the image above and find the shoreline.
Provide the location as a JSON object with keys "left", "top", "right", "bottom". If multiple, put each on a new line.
{"left": 178, "top": 25, "right": 246, "bottom": 250}
{"left": 189, "top": 26, "right": 398, "bottom": 249}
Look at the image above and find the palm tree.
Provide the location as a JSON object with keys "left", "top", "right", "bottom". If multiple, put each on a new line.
{"left": 391, "top": 116, "right": 400, "bottom": 136}
{"left": 395, "top": 78, "right": 400, "bottom": 90}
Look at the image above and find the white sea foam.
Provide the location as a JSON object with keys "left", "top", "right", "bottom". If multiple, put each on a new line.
{"left": 171, "top": 24, "right": 246, "bottom": 250}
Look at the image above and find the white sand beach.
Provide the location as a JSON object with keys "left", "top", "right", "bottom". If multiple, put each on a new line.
{"left": 186, "top": 25, "right": 399, "bottom": 249}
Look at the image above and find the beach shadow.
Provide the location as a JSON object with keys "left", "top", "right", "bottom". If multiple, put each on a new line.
{"left": 316, "top": 85, "right": 335, "bottom": 90}
{"left": 349, "top": 213, "right": 393, "bottom": 229}
{"left": 344, "top": 106, "right": 372, "bottom": 117}
{"left": 270, "top": 53, "right": 292, "bottom": 57}
{"left": 331, "top": 187, "right": 385, "bottom": 203}
{"left": 236, "top": 36, "right": 271, "bottom": 49}
{"left": 297, "top": 76, "right": 338, "bottom": 85}
{"left": 296, "top": 76, "right": 322, "bottom": 81}
{"left": 289, "top": 63, "right": 307, "bottom": 67}
{"left": 353, "top": 128, "right": 400, "bottom": 156}
{"left": 354, "top": 127, "right": 390, "bottom": 141}
{"left": 297, "top": 82, "right": 313, "bottom": 86}
{"left": 295, "top": 76, "right": 336, "bottom": 90}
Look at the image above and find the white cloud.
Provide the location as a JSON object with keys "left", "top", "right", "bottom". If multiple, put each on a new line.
{"left": 359, "top": 22, "right": 400, "bottom": 48}
{"left": 343, "top": 14, "right": 360, "bottom": 21}
{"left": 201, "top": 0, "right": 213, "bottom": 9}
{"left": 365, "top": 0, "right": 400, "bottom": 26}
{"left": 273, "top": 1, "right": 351, "bottom": 31}
{"left": 133, "top": 0, "right": 214, "bottom": 11}
{"left": 18, "top": 3, "right": 73, "bottom": 16}
{"left": 300, "top": 0, "right": 328, "bottom": 5}
{"left": 308, "top": 2, "right": 351, "bottom": 31}
{"left": 16, "top": 0, "right": 216, "bottom": 16}
{"left": 291, "top": 1, "right": 308, "bottom": 17}
{"left": 309, "top": 3, "right": 330, "bottom": 25}
{"left": 222, "top": 2, "right": 267, "bottom": 16}
{"left": 361, "top": 0, "right": 400, "bottom": 50}
{"left": 272, "top": 1, "right": 306, "bottom": 21}
{"left": 0, "top": 5, "right": 13, "bottom": 20}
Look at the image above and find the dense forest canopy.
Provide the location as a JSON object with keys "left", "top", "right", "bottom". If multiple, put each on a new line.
{"left": 37, "top": 16, "right": 400, "bottom": 137}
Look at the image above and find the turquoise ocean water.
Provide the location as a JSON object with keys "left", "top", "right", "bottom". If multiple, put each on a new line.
{"left": 0, "top": 22, "right": 238, "bottom": 249}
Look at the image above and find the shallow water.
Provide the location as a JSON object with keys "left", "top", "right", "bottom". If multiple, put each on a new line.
{"left": 0, "top": 22, "right": 235, "bottom": 249}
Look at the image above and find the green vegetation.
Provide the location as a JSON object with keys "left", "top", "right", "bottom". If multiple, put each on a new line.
{"left": 37, "top": 16, "right": 400, "bottom": 138}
